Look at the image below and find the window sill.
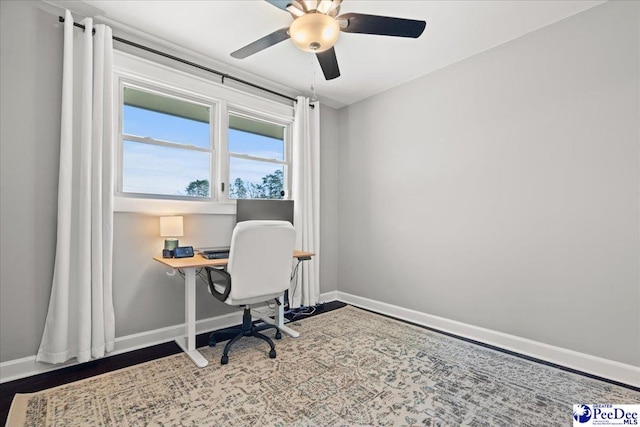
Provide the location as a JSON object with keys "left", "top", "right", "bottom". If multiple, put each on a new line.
{"left": 114, "top": 196, "right": 236, "bottom": 215}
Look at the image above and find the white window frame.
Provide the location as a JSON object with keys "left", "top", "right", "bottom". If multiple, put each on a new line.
{"left": 222, "top": 107, "right": 293, "bottom": 202}
{"left": 117, "top": 81, "right": 218, "bottom": 202}
{"left": 112, "top": 50, "right": 295, "bottom": 215}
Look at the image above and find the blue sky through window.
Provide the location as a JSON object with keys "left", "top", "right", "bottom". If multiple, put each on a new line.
{"left": 228, "top": 129, "right": 283, "bottom": 161}
{"left": 123, "top": 105, "right": 210, "bottom": 196}
{"left": 124, "top": 106, "right": 210, "bottom": 148}
{"left": 122, "top": 141, "right": 210, "bottom": 196}
{"left": 122, "top": 105, "right": 285, "bottom": 197}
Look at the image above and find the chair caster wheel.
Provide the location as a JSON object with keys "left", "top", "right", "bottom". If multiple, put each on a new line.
{"left": 209, "top": 338, "right": 216, "bottom": 347}
{"left": 275, "top": 331, "right": 282, "bottom": 340}
{"left": 269, "top": 349, "right": 276, "bottom": 359}
{"left": 221, "top": 355, "right": 229, "bottom": 365}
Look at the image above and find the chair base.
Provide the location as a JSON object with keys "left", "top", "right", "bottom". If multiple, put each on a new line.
{"left": 209, "top": 307, "right": 282, "bottom": 365}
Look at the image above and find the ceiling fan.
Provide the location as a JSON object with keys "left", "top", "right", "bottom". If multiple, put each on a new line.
{"left": 230, "top": 0, "right": 426, "bottom": 80}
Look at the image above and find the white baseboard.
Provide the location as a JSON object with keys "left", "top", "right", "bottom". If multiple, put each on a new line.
{"left": 3, "top": 291, "right": 636, "bottom": 387}
{"left": 0, "top": 290, "right": 338, "bottom": 384}
{"left": 0, "top": 311, "right": 242, "bottom": 384}
{"left": 318, "top": 290, "right": 338, "bottom": 303}
{"left": 336, "top": 291, "right": 640, "bottom": 388}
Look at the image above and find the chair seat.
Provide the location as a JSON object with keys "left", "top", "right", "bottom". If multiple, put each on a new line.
{"left": 208, "top": 282, "right": 282, "bottom": 306}
{"left": 225, "top": 292, "right": 284, "bottom": 306}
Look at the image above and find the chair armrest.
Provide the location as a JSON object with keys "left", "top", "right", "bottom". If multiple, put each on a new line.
{"left": 205, "top": 267, "right": 232, "bottom": 302}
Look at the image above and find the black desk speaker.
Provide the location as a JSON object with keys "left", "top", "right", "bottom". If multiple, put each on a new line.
{"left": 162, "top": 249, "right": 174, "bottom": 258}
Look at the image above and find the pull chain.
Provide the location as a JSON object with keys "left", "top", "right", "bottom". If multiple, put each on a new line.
{"left": 310, "top": 53, "right": 318, "bottom": 102}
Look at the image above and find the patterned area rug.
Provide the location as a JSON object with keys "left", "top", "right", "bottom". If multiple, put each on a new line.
{"left": 8, "top": 306, "right": 640, "bottom": 426}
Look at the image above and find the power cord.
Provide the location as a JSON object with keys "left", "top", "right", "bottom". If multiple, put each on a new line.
{"left": 290, "top": 305, "right": 316, "bottom": 319}
{"left": 288, "top": 259, "right": 303, "bottom": 306}
{"left": 176, "top": 267, "right": 207, "bottom": 281}
{"left": 287, "top": 302, "right": 325, "bottom": 320}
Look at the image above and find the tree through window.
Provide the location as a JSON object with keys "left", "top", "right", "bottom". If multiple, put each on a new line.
{"left": 227, "top": 113, "right": 288, "bottom": 200}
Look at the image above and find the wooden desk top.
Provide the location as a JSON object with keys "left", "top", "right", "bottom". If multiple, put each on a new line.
{"left": 153, "top": 250, "right": 314, "bottom": 269}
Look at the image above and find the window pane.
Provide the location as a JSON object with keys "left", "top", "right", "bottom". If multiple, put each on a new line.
{"left": 123, "top": 88, "right": 210, "bottom": 148}
{"left": 122, "top": 140, "right": 211, "bottom": 198}
{"left": 228, "top": 157, "right": 284, "bottom": 199}
{"left": 228, "top": 125, "right": 284, "bottom": 161}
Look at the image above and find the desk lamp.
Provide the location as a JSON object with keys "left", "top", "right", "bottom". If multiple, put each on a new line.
{"left": 160, "top": 215, "right": 183, "bottom": 251}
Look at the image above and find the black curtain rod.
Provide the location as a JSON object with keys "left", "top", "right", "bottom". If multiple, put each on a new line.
{"left": 58, "top": 16, "right": 301, "bottom": 105}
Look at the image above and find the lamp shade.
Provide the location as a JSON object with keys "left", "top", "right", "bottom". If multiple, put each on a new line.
{"left": 160, "top": 216, "right": 184, "bottom": 237}
{"left": 289, "top": 13, "right": 340, "bottom": 53}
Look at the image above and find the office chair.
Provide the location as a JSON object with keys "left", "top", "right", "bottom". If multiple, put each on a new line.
{"left": 205, "top": 220, "right": 296, "bottom": 365}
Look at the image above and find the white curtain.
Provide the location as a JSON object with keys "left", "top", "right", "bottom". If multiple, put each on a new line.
{"left": 291, "top": 97, "right": 320, "bottom": 308}
{"left": 37, "top": 11, "right": 115, "bottom": 364}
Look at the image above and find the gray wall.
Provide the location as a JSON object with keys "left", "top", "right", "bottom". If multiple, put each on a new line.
{"left": 112, "top": 213, "right": 238, "bottom": 338}
{"left": 337, "top": 0, "right": 639, "bottom": 366}
{"left": 0, "top": 0, "right": 339, "bottom": 362}
{"left": 1, "top": 0, "right": 63, "bottom": 363}
{"left": 319, "top": 104, "right": 339, "bottom": 295}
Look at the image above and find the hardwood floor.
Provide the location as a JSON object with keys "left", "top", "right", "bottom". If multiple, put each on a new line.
{"left": 0, "top": 301, "right": 347, "bottom": 424}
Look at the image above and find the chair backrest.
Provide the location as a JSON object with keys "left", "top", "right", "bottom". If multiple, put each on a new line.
{"left": 226, "top": 220, "right": 296, "bottom": 304}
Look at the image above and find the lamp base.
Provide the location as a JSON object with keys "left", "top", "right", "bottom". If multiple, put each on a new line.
{"left": 164, "top": 239, "right": 179, "bottom": 250}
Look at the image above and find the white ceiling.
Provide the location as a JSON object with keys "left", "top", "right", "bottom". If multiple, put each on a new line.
{"left": 55, "top": 0, "right": 605, "bottom": 108}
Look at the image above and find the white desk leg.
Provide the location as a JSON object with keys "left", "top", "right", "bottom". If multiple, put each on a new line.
{"left": 175, "top": 267, "right": 209, "bottom": 368}
{"left": 257, "top": 295, "right": 299, "bottom": 338}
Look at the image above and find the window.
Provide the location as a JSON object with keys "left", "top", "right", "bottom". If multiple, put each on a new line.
{"left": 113, "top": 51, "right": 294, "bottom": 214}
{"left": 120, "top": 86, "right": 214, "bottom": 199}
{"left": 227, "top": 113, "right": 289, "bottom": 200}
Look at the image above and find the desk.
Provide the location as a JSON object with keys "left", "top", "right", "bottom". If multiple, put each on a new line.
{"left": 153, "top": 250, "right": 314, "bottom": 368}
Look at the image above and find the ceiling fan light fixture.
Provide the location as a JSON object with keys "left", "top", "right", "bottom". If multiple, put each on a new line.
{"left": 289, "top": 12, "right": 340, "bottom": 53}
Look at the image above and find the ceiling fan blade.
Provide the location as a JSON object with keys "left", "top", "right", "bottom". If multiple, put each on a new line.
{"left": 316, "top": 47, "right": 340, "bottom": 80}
{"left": 231, "top": 28, "right": 290, "bottom": 59}
{"left": 264, "top": 0, "right": 293, "bottom": 11}
{"left": 338, "top": 13, "right": 426, "bottom": 38}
